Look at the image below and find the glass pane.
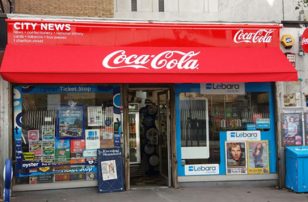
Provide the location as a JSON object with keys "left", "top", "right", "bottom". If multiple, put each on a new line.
{"left": 15, "top": 85, "right": 115, "bottom": 185}
{"left": 180, "top": 93, "right": 208, "bottom": 147}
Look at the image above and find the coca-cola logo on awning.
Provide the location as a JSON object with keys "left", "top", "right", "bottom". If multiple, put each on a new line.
{"left": 301, "top": 28, "right": 308, "bottom": 53}
{"left": 102, "top": 50, "right": 200, "bottom": 70}
{"left": 233, "top": 29, "right": 273, "bottom": 43}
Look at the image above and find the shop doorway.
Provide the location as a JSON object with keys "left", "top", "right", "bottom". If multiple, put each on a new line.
{"left": 127, "top": 87, "right": 171, "bottom": 188}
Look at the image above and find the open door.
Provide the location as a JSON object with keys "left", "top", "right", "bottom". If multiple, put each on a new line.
{"left": 157, "top": 90, "right": 171, "bottom": 187}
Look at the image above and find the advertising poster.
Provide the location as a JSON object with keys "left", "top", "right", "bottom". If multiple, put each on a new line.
{"left": 28, "top": 130, "right": 40, "bottom": 142}
{"left": 42, "top": 141, "right": 55, "bottom": 163}
{"left": 70, "top": 165, "right": 86, "bottom": 180}
{"left": 54, "top": 166, "right": 70, "bottom": 181}
{"left": 281, "top": 113, "right": 302, "bottom": 146}
{"left": 247, "top": 141, "right": 269, "bottom": 175}
{"left": 70, "top": 139, "right": 85, "bottom": 164}
{"left": 85, "top": 129, "right": 100, "bottom": 149}
{"left": 58, "top": 106, "right": 84, "bottom": 139}
{"left": 29, "top": 141, "right": 42, "bottom": 161}
{"left": 101, "top": 160, "right": 117, "bottom": 181}
{"left": 97, "top": 148, "right": 124, "bottom": 193}
{"left": 225, "top": 142, "right": 247, "bottom": 175}
{"left": 100, "top": 130, "right": 114, "bottom": 148}
{"left": 55, "top": 139, "right": 70, "bottom": 163}
{"left": 87, "top": 106, "right": 103, "bottom": 126}
{"left": 41, "top": 125, "right": 55, "bottom": 141}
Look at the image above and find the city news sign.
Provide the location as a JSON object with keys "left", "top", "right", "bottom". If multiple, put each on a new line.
{"left": 227, "top": 131, "right": 261, "bottom": 141}
{"left": 185, "top": 164, "right": 219, "bottom": 175}
{"left": 200, "top": 83, "right": 245, "bottom": 95}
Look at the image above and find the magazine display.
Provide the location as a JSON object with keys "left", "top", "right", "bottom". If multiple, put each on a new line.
{"left": 247, "top": 141, "right": 269, "bottom": 174}
{"left": 225, "top": 142, "right": 247, "bottom": 175}
{"left": 281, "top": 113, "right": 302, "bottom": 146}
{"left": 58, "top": 106, "right": 84, "bottom": 139}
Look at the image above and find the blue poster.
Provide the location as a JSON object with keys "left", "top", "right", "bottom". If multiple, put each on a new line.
{"left": 97, "top": 148, "right": 124, "bottom": 193}
{"left": 57, "top": 106, "right": 84, "bottom": 139}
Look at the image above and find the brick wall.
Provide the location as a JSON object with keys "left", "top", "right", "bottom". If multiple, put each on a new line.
{"left": 14, "top": 0, "right": 114, "bottom": 17}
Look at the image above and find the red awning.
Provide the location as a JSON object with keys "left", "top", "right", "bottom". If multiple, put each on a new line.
{"left": 0, "top": 45, "right": 297, "bottom": 83}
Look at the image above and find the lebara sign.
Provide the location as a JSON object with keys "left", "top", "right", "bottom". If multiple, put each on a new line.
{"left": 185, "top": 164, "right": 219, "bottom": 175}
{"left": 227, "top": 131, "right": 261, "bottom": 141}
{"left": 200, "top": 83, "right": 245, "bottom": 95}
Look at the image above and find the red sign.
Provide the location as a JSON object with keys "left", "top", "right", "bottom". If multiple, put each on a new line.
{"left": 102, "top": 50, "right": 199, "bottom": 70}
{"left": 302, "top": 28, "right": 308, "bottom": 53}
{"left": 7, "top": 19, "right": 280, "bottom": 48}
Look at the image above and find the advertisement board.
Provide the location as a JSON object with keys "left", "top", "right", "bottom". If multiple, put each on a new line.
{"left": 97, "top": 148, "right": 124, "bottom": 193}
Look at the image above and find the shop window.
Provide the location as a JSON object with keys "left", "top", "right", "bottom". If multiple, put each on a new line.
{"left": 131, "top": 0, "right": 137, "bottom": 11}
{"left": 158, "top": 0, "right": 164, "bottom": 12}
{"left": 180, "top": 92, "right": 270, "bottom": 165}
{"left": 14, "top": 85, "right": 120, "bottom": 185}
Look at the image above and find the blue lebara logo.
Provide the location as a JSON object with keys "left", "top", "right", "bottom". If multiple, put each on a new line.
{"left": 230, "top": 132, "right": 236, "bottom": 138}
{"left": 189, "top": 166, "right": 194, "bottom": 172}
{"left": 206, "top": 83, "right": 213, "bottom": 89}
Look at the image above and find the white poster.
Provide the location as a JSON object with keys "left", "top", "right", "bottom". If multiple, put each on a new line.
{"left": 185, "top": 164, "right": 219, "bottom": 175}
{"left": 101, "top": 160, "right": 117, "bottom": 181}
{"left": 85, "top": 129, "right": 100, "bottom": 149}
{"left": 200, "top": 83, "right": 245, "bottom": 95}
{"left": 87, "top": 106, "right": 103, "bottom": 126}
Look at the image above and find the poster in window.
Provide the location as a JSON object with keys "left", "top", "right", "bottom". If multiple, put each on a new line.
{"left": 58, "top": 106, "right": 84, "bottom": 139}
{"left": 70, "top": 139, "right": 85, "bottom": 164}
{"left": 225, "top": 142, "right": 247, "bottom": 175}
{"left": 29, "top": 141, "right": 42, "bottom": 161}
{"left": 101, "top": 160, "right": 117, "bottom": 181}
{"left": 87, "top": 106, "right": 103, "bottom": 126}
{"left": 85, "top": 129, "right": 100, "bottom": 150}
{"left": 247, "top": 141, "right": 269, "bottom": 175}
{"left": 41, "top": 125, "right": 55, "bottom": 141}
{"left": 55, "top": 139, "right": 70, "bottom": 163}
{"left": 281, "top": 113, "right": 302, "bottom": 146}
{"left": 28, "top": 130, "right": 39, "bottom": 142}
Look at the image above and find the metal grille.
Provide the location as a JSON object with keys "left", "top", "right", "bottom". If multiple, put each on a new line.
{"left": 180, "top": 99, "right": 207, "bottom": 147}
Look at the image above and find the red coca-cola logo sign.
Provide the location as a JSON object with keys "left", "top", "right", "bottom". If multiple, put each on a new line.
{"left": 233, "top": 29, "right": 273, "bottom": 43}
{"left": 102, "top": 50, "right": 200, "bottom": 70}
{"left": 302, "top": 28, "right": 308, "bottom": 53}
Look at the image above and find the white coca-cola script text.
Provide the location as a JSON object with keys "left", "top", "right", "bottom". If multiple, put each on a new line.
{"left": 102, "top": 50, "right": 200, "bottom": 70}
{"left": 233, "top": 29, "right": 273, "bottom": 43}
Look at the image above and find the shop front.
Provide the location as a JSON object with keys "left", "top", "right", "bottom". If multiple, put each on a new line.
{"left": 0, "top": 18, "right": 297, "bottom": 191}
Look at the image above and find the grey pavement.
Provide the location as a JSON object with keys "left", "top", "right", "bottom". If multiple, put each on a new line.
{"left": 11, "top": 185, "right": 308, "bottom": 202}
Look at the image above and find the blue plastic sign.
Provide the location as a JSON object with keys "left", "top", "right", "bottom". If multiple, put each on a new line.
{"left": 256, "top": 118, "right": 270, "bottom": 129}
{"left": 246, "top": 123, "right": 257, "bottom": 131}
{"left": 3, "top": 159, "right": 13, "bottom": 202}
{"left": 97, "top": 148, "right": 124, "bottom": 193}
